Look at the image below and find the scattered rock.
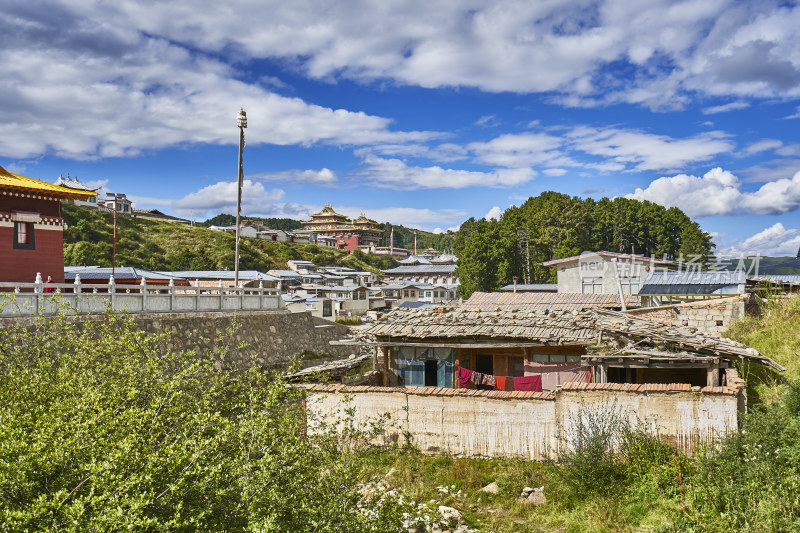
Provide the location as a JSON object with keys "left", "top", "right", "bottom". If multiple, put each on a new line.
{"left": 481, "top": 482, "right": 499, "bottom": 494}
{"left": 527, "top": 486, "right": 546, "bottom": 505}
{"left": 384, "top": 467, "right": 396, "bottom": 478}
{"left": 521, "top": 486, "right": 534, "bottom": 497}
{"left": 438, "top": 505, "right": 463, "bottom": 523}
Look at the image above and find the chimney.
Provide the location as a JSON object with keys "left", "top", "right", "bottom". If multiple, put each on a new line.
{"left": 513, "top": 277, "right": 518, "bottom": 293}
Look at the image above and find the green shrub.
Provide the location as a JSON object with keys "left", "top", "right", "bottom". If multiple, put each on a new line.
{"left": 678, "top": 383, "right": 800, "bottom": 532}
{"left": 336, "top": 317, "right": 363, "bottom": 326}
{"left": 0, "top": 302, "right": 408, "bottom": 532}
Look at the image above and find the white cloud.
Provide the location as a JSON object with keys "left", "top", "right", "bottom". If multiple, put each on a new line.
{"left": 787, "top": 107, "right": 800, "bottom": 119}
{"left": 172, "top": 180, "right": 285, "bottom": 217}
{"left": 484, "top": 206, "right": 503, "bottom": 220}
{"left": 567, "top": 127, "right": 734, "bottom": 172}
{"left": 469, "top": 132, "right": 570, "bottom": 168}
{"left": 543, "top": 168, "right": 567, "bottom": 177}
{"left": 727, "top": 223, "right": 800, "bottom": 256}
{"left": 357, "top": 153, "right": 536, "bottom": 189}
{"left": 253, "top": 168, "right": 338, "bottom": 185}
{"left": 626, "top": 168, "right": 800, "bottom": 217}
{"left": 743, "top": 139, "right": 783, "bottom": 156}
{"left": 702, "top": 101, "right": 750, "bottom": 114}
{"left": 1, "top": 0, "right": 795, "bottom": 140}
{"left": 0, "top": 5, "right": 440, "bottom": 160}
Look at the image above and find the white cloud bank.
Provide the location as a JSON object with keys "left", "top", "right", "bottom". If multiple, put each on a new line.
{"left": 725, "top": 223, "right": 800, "bottom": 257}
{"left": 626, "top": 168, "right": 800, "bottom": 217}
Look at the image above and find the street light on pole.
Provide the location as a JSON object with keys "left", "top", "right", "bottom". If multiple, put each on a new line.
{"left": 234, "top": 107, "right": 247, "bottom": 288}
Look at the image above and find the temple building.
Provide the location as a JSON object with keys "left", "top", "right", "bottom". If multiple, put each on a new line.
{"left": 301, "top": 204, "right": 382, "bottom": 251}
{"left": 1, "top": 166, "right": 96, "bottom": 283}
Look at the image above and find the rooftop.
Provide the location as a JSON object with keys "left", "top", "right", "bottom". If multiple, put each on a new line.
{"left": 357, "top": 305, "right": 782, "bottom": 371}
{"left": 463, "top": 291, "right": 639, "bottom": 311}
{"left": 382, "top": 264, "right": 457, "bottom": 274}
{"left": 541, "top": 251, "right": 678, "bottom": 267}
{"left": 1, "top": 166, "right": 97, "bottom": 199}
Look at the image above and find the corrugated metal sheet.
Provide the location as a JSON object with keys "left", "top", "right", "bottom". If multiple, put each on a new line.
{"left": 382, "top": 264, "right": 457, "bottom": 274}
{"left": 643, "top": 270, "right": 745, "bottom": 285}
{"left": 462, "top": 291, "right": 639, "bottom": 311}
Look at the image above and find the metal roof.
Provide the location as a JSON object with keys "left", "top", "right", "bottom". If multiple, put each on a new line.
{"left": 382, "top": 264, "right": 457, "bottom": 274}
{"left": 643, "top": 270, "right": 745, "bottom": 285}
{"left": 65, "top": 266, "right": 181, "bottom": 281}
{"left": 157, "top": 270, "right": 279, "bottom": 281}
{"left": 638, "top": 284, "right": 740, "bottom": 295}
{"left": 463, "top": 291, "right": 639, "bottom": 311}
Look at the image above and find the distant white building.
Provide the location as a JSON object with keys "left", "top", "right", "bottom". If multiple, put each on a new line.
{"left": 54, "top": 174, "right": 101, "bottom": 209}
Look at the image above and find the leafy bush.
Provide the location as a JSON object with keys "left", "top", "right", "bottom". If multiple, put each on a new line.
{"left": 0, "top": 302, "right": 407, "bottom": 532}
{"left": 557, "top": 403, "right": 686, "bottom": 503}
{"left": 677, "top": 383, "right": 800, "bottom": 532}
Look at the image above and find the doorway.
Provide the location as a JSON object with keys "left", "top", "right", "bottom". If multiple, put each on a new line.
{"left": 476, "top": 354, "right": 494, "bottom": 375}
{"left": 424, "top": 360, "right": 438, "bottom": 386}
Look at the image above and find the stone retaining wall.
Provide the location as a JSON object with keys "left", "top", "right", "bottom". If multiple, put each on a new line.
{"left": 0, "top": 310, "right": 353, "bottom": 371}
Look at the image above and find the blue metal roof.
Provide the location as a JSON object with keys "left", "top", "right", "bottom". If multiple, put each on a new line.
{"left": 643, "top": 270, "right": 746, "bottom": 285}
{"left": 158, "top": 270, "right": 279, "bottom": 281}
{"left": 65, "top": 266, "right": 182, "bottom": 281}
{"left": 382, "top": 264, "right": 457, "bottom": 274}
{"left": 500, "top": 283, "right": 558, "bottom": 292}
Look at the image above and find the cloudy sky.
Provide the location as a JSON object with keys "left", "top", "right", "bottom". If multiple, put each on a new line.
{"left": 2, "top": 0, "right": 800, "bottom": 255}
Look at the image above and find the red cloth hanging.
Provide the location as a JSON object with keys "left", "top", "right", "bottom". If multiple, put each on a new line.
{"left": 495, "top": 376, "right": 507, "bottom": 391}
{"left": 457, "top": 366, "right": 473, "bottom": 388}
{"left": 513, "top": 375, "right": 543, "bottom": 392}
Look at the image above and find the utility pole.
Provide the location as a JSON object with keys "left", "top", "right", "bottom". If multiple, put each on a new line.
{"left": 234, "top": 108, "right": 247, "bottom": 287}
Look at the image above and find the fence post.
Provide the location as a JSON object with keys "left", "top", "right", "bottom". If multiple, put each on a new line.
{"left": 259, "top": 280, "right": 264, "bottom": 309}
{"left": 74, "top": 274, "right": 82, "bottom": 295}
{"left": 195, "top": 279, "right": 200, "bottom": 311}
{"left": 169, "top": 279, "right": 175, "bottom": 311}
{"left": 218, "top": 279, "right": 223, "bottom": 309}
{"left": 34, "top": 272, "right": 42, "bottom": 314}
{"left": 141, "top": 277, "right": 147, "bottom": 312}
{"left": 109, "top": 276, "right": 115, "bottom": 310}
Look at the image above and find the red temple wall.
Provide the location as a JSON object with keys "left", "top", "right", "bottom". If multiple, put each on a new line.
{"left": 0, "top": 226, "right": 65, "bottom": 283}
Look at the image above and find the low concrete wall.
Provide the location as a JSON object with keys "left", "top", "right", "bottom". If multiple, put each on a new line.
{"left": 0, "top": 310, "right": 353, "bottom": 371}
{"left": 305, "top": 382, "right": 742, "bottom": 460}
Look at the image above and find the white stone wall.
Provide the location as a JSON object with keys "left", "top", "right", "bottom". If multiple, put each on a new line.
{"left": 305, "top": 383, "right": 741, "bottom": 460}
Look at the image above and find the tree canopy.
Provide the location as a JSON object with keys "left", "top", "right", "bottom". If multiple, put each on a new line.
{"left": 454, "top": 192, "right": 715, "bottom": 297}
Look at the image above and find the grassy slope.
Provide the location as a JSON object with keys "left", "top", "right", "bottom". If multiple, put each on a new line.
{"left": 61, "top": 203, "right": 382, "bottom": 274}
{"left": 358, "top": 297, "right": 800, "bottom": 532}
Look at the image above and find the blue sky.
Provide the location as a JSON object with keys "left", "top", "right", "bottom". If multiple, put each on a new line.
{"left": 2, "top": 0, "right": 800, "bottom": 255}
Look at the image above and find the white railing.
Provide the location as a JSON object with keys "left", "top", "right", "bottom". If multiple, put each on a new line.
{"left": 0, "top": 275, "right": 284, "bottom": 316}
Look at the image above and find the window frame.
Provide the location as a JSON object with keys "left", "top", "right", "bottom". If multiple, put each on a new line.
{"left": 13, "top": 221, "right": 35, "bottom": 250}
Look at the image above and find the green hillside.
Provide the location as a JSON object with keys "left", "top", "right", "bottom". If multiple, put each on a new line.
{"left": 61, "top": 203, "right": 395, "bottom": 273}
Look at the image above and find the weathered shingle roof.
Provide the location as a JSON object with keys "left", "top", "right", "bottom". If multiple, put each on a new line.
{"left": 463, "top": 291, "right": 639, "bottom": 311}
{"left": 357, "top": 303, "right": 783, "bottom": 371}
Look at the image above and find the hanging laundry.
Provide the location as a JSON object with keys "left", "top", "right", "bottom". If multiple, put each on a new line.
{"left": 513, "top": 375, "right": 543, "bottom": 392}
{"left": 457, "top": 367, "right": 473, "bottom": 388}
{"left": 470, "top": 371, "right": 484, "bottom": 385}
{"left": 494, "top": 376, "right": 507, "bottom": 391}
{"left": 482, "top": 374, "right": 496, "bottom": 387}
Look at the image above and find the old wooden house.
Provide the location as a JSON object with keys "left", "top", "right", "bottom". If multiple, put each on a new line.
{"left": 345, "top": 292, "right": 782, "bottom": 392}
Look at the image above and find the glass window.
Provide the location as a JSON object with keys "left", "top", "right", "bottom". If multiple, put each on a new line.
{"left": 13, "top": 222, "right": 35, "bottom": 250}
{"left": 425, "top": 291, "right": 432, "bottom": 298}
{"left": 620, "top": 276, "right": 640, "bottom": 295}
{"left": 581, "top": 276, "right": 603, "bottom": 294}
{"left": 396, "top": 346, "right": 453, "bottom": 387}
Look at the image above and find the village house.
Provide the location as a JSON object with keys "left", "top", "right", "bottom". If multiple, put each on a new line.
{"left": 381, "top": 262, "right": 459, "bottom": 286}
{"left": 542, "top": 251, "right": 677, "bottom": 296}
{"left": 132, "top": 209, "right": 191, "bottom": 225}
{"left": 1, "top": 166, "right": 96, "bottom": 283}
{"left": 342, "top": 292, "right": 780, "bottom": 391}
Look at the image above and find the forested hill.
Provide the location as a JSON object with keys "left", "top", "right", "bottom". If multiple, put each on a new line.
{"left": 201, "top": 213, "right": 303, "bottom": 231}
{"left": 454, "top": 192, "right": 715, "bottom": 297}
{"left": 376, "top": 224, "right": 455, "bottom": 253}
